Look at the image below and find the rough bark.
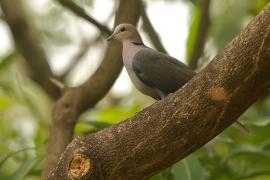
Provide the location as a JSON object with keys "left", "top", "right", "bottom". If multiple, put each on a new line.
{"left": 0, "top": 0, "right": 61, "bottom": 99}
{"left": 42, "top": 0, "right": 141, "bottom": 178}
{"left": 47, "top": 3, "right": 270, "bottom": 180}
{"left": 189, "top": 0, "right": 210, "bottom": 69}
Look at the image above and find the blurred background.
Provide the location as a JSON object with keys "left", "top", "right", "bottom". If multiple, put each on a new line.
{"left": 0, "top": 0, "right": 270, "bottom": 179}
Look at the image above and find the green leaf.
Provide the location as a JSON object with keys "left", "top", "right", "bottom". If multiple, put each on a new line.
{"left": 33, "top": 125, "right": 47, "bottom": 157}
{"left": 223, "top": 145, "right": 270, "bottom": 164}
{"left": 150, "top": 155, "right": 205, "bottom": 180}
{"left": 0, "top": 82, "right": 14, "bottom": 93}
{"left": 171, "top": 155, "right": 205, "bottom": 180}
{"left": 96, "top": 104, "right": 142, "bottom": 123}
{"left": 0, "top": 95, "right": 12, "bottom": 109}
{"left": 215, "top": 133, "right": 234, "bottom": 144}
{"left": 210, "top": 0, "right": 250, "bottom": 50}
{"left": 0, "top": 51, "right": 17, "bottom": 70}
{"left": 82, "top": 121, "right": 113, "bottom": 129}
{"left": 186, "top": 5, "right": 200, "bottom": 61}
{"left": 150, "top": 167, "right": 174, "bottom": 180}
{"left": 188, "top": 0, "right": 199, "bottom": 5}
{"left": 221, "top": 145, "right": 270, "bottom": 177}
{"left": 8, "top": 156, "right": 42, "bottom": 180}
{"left": 248, "top": 0, "right": 269, "bottom": 15}
{"left": 247, "top": 121, "right": 270, "bottom": 145}
{"left": 27, "top": 169, "right": 42, "bottom": 177}
{"left": 252, "top": 117, "right": 270, "bottom": 127}
{"left": 0, "top": 147, "right": 35, "bottom": 169}
{"left": 75, "top": 121, "right": 113, "bottom": 134}
{"left": 149, "top": 175, "right": 163, "bottom": 180}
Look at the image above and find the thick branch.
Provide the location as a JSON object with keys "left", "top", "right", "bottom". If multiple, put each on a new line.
{"left": 0, "top": 0, "right": 60, "bottom": 99}
{"left": 189, "top": 0, "right": 210, "bottom": 69}
{"left": 42, "top": 0, "right": 141, "bottom": 178}
{"left": 48, "top": 3, "right": 270, "bottom": 180}
{"left": 56, "top": 0, "right": 111, "bottom": 35}
{"left": 140, "top": 2, "right": 167, "bottom": 54}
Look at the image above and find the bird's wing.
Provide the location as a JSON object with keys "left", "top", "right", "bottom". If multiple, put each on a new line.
{"left": 132, "top": 48, "right": 196, "bottom": 94}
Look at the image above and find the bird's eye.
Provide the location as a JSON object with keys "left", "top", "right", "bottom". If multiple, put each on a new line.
{"left": 120, "top": 27, "right": 126, "bottom": 32}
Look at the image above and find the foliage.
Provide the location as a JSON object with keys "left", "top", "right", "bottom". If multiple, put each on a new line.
{"left": 0, "top": 0, "right": 269, "bottom": 179}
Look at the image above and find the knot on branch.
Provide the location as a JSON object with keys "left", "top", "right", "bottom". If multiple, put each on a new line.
{"left": 68, "top": 154, "right": 92, "bottom": 180}
{"left": 209, "top": 87, "right": 228, "bottom": 102}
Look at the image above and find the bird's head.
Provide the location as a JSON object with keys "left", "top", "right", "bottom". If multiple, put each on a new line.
{"left": 107, "top": 23, "right": 142, "bottom": 43}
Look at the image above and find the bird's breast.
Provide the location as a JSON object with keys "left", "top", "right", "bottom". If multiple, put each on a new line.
{"left": 122, "top": 43, "right": 159, "bottom": 99}
{"left": 125, "top": 66, "right": 159, "bottom": 99}
{"left": 122, "top": 43, "right": 142, "bottom": 67}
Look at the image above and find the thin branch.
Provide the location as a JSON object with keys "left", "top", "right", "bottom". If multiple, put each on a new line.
{"left": 48, "top": 3, "right": 270, "bottom": 179}
{"left": 0, "top": 0, "right": 61, "bottom": 99}
{"left": 49, "top": 78, "right": 66, "bottom": 91}
{"left": 60, "top": 34, "right": 102, "bottom": 79}
{"left": 42, "top": 0, "right": 142, "bottom": 178}
{"left": 140, "top": 2, "right": 167, "bottom": 54}
{"left": 189, "top": 0, "right": 210, "bottom": 69}
{"left": 56, "top": 0, "right": 112, "bottom": 35}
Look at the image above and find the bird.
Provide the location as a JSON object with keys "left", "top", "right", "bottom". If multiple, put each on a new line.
{"left": 107, "top": 23, "right": 196, "bottom": 100}
{"left": 107, "top": 23, "right": 249, "bottom": 133}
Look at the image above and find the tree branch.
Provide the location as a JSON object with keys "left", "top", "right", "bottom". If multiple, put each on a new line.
{"left": 140, "top": 2, "right": 167, "bottom": 54}
{"left": 42, "top": 0, "right": 141, "bottom": 178}
{"left": 47, "top": 3, "right": 270, "bottom": 179}
{"left": 189, "top": 0, "right": 210, "bottom": 69}
{"left": 56, "top": 0, "right": 112, "bottom": 35}
{"left": 0, "top": 0, "right": 61, "bottom": 99}
{"left": 60, "top": 34, "right": 102, "bottom": 79}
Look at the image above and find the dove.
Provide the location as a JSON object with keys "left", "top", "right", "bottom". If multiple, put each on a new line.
{"left": 107, "top": 23, "right": 196, "bottom": 100}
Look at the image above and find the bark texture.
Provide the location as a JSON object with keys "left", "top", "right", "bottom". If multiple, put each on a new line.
{"left": 42, "top": 0, "right": 141, "bottom": 178}
{"left": 48, "top": 3, "right": 270, "bottom": 179}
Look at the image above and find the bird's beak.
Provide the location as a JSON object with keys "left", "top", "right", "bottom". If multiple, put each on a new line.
{"left": 106, "top": 33, "right": 115, "bottom": 41}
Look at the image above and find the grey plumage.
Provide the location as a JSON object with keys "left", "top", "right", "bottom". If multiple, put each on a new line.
{"left": 132, "top": 48, "right": 196, "bottom": 99}
{"left": 106, "top": 23, "right": 196, "bottom": 100}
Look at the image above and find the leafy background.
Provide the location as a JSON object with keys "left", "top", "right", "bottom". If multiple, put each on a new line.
{"left": 0, "top": 0, "right": 270, "bottom": 179}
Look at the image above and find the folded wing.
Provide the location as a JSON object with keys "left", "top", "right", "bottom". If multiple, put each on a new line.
{"left": 132, "top": 48, "right": 196, "bottom": 95}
